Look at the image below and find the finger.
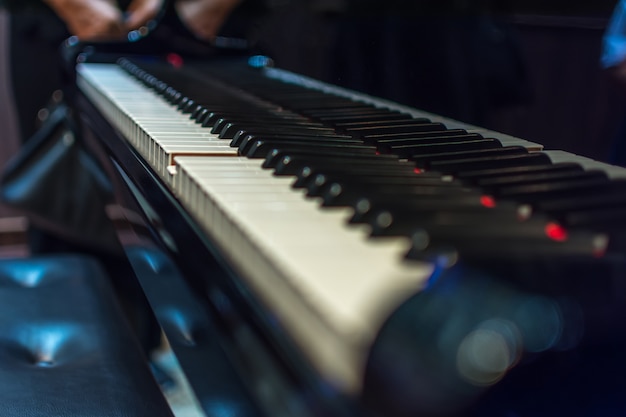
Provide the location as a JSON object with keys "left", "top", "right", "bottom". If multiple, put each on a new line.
{"left": 72, "top": 5, "right": 126, "bottom": 41}
{"left": 175, "top": 0, "right": 232, "bottom": 41}
{"left": 124, "top": 0, "right": 163, "bottom": 30}
{"left": 75, "top": 22, "right": 126, "bottom": 41}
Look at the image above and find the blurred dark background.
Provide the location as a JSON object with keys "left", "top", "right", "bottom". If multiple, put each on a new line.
{"left": 250, "top": 1, "right": 625, "bottom": 164}
{"left": 0, "top": 1, "right": 624, "bottom": 200}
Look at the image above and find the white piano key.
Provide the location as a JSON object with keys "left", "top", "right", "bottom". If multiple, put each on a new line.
{"left": 155, "top": 143, "right": 235, "bottom": 180}
{"left": 77, "top": 64, "right": 238, "bottom": 182}
{"left": 173, "top": 155, "right": 434, "bottom": 394}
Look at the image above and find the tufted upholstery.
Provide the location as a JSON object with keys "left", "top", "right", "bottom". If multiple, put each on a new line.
{"left": 0, "top": 255, "right": 175, "bottom": 417}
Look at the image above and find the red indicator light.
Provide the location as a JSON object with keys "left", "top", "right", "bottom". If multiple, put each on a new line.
{"left": 166, "top": 53, "right": 184, "bottom": 69}
{"left": 480, "top": 195, "right": 496, "bottom": 208}
{"left": 414, "top": 168, "right": 424, "bottom": 174}
{"left": 545, "top": 222, "right": 568, "bottom": 242}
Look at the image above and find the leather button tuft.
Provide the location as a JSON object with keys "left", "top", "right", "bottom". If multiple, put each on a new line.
{"left": 0, "top": 260, "right": 70, "bottom": 288}
{"left": 159, "top": 307, "right": 203, "bottom": 347}
{"left": 10, "top": 323, "right": 89, "bottom": 367}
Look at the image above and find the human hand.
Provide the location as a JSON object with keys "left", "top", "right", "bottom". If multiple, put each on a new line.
{"left": 124, "top": 0, "right": 164, "bottom": 32}
{"left": 175, "top": 0, "right": 242, "bottom": 41}
{"left": 43, "top": 0, "right": 126, "bottom": 41}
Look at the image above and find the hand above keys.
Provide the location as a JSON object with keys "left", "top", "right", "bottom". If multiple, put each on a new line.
{"left": 174, "top": 0, "right": 242, "bottom": 41}
{"left": 43, "top": 0, "right": 243, "bottom": 42}
{"left": 124, "top": 0, "right": 164, "bottom": 33}
{"left": 43, "top": 0, "right": 127, "bottom": 40}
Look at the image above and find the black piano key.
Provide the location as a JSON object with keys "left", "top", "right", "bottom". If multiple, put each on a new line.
{"left": 412, "top": 216, "right": 569, "bottom": 243}
{"left": 144, "top": 79, "right": 162, "bottom": 91}
{"left": 347, "top": 122, "right": 448, "bottom": 137}
{"left": 179, "top": 98, "right": 197, "bottom": 113}
{"left": 318, "top": 113, "right": 414, "bottom": 125}
{"left": 299, "top": 106, "right": 385, "bottom": 116}
{"left": 213, "top": 117, "right": 276, "bottom": 133}
{"left": 234, "top": 132, "right": 354, "bottom": 149}
{"left": 222, "top": 125, "right": 337, "bottom": 140}
{"left": 411, "top": 146, "right": 528, "bottom": 168}
{"left": 323, "top": 173, "right": 467, "bottom": 190}
{"left": 303, "top": 107, "right": 395, "bottom": 118}
{"left": 368, "top": 207, "right": 524, "bottom": 237}
{"left": 406, "top": 228, "right": 608, "bottom": 261}
{"left": 289, "top": 103, "right": 376, "bottom": 112}
{"left": 305, "top": 171, "right": 462, "bottom": 197}
{"left": 292, "top": 163, "right": 429, "bottom": 188}
{"left": 190, "top": 105, "right": 210, "bottom": 120}
{"left": 191, "top": 103, "right": 262, "bottom": 119}
{"left": 201, "top": 111, "right": 306, "bottom": 127}
{"left": 188, "top": 103, "right": 206, "bottom": 118}
{"left": 477, "top": 170, "right": 608, "bottom": 192}
{"left": 280, "top": 94, "right": 367, "bottom": 103}
{"left": 269, "top": 152, "right": 396, "bottom": 174}
{"left": 372, "top": 132, "right": 482, "bottom": 148}
{"left": 496, "top": 177, "right": 624, "bottom": 202}
{"left": 561, "top": 207, "right": 626, "bottom": 230}
{"left": 350, "top": 194, "right": 526, "bottom": 225}
{"left": 154, "top": 80, "right": 168, "bottom": 94}
{"left": 320, "top": 181, "right": 476, "bottom": 207}
{"left": 427, "top": 152, "right": 553, "bottom": 173}
{"left": 176, "top": 96, "right": 191, "bottom": 111}
{"left": 271, "top": 93, "right": 358, "bottom": 102}
{"left": 240, "top": 135, "right": 362, "bottom": 154}
{"left": 230, "top": 130, "right": 358, "bottom": 148}
{"left": 246, "top": 141, "right": 375, "bottom": 159}
{"left": 193, "top": 107, "right": 210, "bottom": 123}
{"left": 362, "top": 129, "right": 470, "bottom": 145}
{"left": 558, "top": 209, "right": 626, "bottom": 254}
{"left": 332, "top": 118, "right": 437, "bottom": 133}
{"left": 536, "top": 192, "right": 626, "bottom": 214}
{"left": 166, "top": 89, "right": 183, "bottom": 105}
{"left": 218, "top": 120, "right": 331, "bottom": 138}
{"left": 457, "top": 162, "right": 584, "bottom": 181}
{"left": 212, "top": 114, "right": 325, "bottom": 130}
{"left": 383, "top": 138, "right": 502, "bottom": 158}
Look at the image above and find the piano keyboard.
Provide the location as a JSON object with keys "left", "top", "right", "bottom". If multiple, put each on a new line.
{"left": 77, "top": 58, "right": 626, "bottom": 414}
{"left": 77, "top": 65, "right": 237, "bottom": 180}
{"left": 78, "top": 61, "right": 434, "bottom": 391}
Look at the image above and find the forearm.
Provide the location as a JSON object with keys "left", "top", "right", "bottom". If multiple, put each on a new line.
{"left": 39, "top": 0, "right": 125, "bottom": 40}
{"left": 174, "top": 0, "right": 243, "bottom": 40}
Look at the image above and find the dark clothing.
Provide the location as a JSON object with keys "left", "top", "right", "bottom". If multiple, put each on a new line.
{"left": 6, "top": 5, "right": 162, "bottom": 356}
{"left": 0, "top": 0, "right": 132, "bottom": 11}
{"left": 346, "top": 0, "right": 489, "bottom": 15}
{"left": 7, "top": 1, "right": 142, "bottom": 141}
{"left": 9, "top": 9, "right": 68, "bottom": 141}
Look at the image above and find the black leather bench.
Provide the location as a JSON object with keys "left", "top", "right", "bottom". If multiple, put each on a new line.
{"left": 0, "top": 255, "right": 174, "bottom": 417}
